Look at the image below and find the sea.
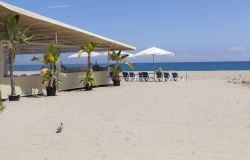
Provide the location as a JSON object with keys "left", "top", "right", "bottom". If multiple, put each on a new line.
{"left": 14, "top": 61, "right": 250, "bottom": 71}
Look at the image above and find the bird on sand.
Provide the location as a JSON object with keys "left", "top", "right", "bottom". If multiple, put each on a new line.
{"left": 56, "top": 122, "right": 63, "bottom": 133}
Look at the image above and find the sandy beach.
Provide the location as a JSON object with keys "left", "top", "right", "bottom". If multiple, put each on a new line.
{"left": 2, "top": 1, "right": 250, "bottom": 159}
{"left": 1, "top": 71, "right": 250, "bottom": 160}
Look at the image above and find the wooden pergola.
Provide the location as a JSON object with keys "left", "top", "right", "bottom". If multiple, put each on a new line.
{"left": 0, "top": 1, "right": 135, "bottom": 54}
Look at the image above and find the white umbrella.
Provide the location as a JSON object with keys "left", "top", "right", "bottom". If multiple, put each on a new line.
{"left": 135, "top": 47, "right": 174, "bottom": 80}
{"left": 68, "top": 52, "right": 101, "bottom": 58}
{"left": 135, "top": 46, "right": 174, "bottom": 60}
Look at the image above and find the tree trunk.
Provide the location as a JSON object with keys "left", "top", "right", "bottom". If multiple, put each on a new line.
{"left": 9, "top": 48, "right": 16, "bottom": 96}
{"left": 87, "top": 53, "right": 91, "bottom": 74}
{"left": 52, "top": 63, "right": 56, "bottom": 87}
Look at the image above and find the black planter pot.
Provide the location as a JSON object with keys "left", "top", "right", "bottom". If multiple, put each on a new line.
{"left": 85, "top": 85, "right": 93, "bottom": 91}
{"left": 46, "top": 86, "right": 56, "bottom": 96}
{"left": 9, "top": 95, "right": 20, "bottom": 101}
{"left": 113, "top": 80, "right": 121, "bottom": 86}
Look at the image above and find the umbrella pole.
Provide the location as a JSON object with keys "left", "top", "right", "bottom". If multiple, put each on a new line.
{"left": 153, "top": 54, "right": 155, "bottom": 81}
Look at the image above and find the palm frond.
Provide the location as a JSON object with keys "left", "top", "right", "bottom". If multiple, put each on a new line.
{"left": 31, "top": 57, "right": 42, "bottom": 62}
{"left": 108, "top": 50, "right": 135, "bottom": 80}
{"left": 78, "top": 45, "right": 85, "bottom": 54}
{"left": 121, "top": 54, "right": 129, "bottom": 59}
{"left": 86, "top": 42, "right": 99, "bottom": 53}
{"left": 117, "top": 50, "right": 121, "bottom": 56}
{"left": 80, "top": 72, "right": 96, "bottom": 86}
{"left": 125, "top": 61, "right": 135, "bottom": 70}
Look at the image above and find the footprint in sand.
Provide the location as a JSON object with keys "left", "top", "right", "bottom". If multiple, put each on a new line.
{"left": 114, "top": 125, "right": 119, "bottom": 129}
{"left": 125, "top": 137, "right": 131, "bottom": 141}
{"left": 113, "top": 125, "right": 123, "bottom": 133}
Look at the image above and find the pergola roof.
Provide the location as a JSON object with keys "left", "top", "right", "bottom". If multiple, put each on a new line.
{"left": 0, "top": 1, "right": 136, "bottom": 54}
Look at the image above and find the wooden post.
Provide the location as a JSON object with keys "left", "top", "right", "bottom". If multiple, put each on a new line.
{"left": 55, "top": 32, "right": 60, "bottom": 90}
{"left": 107, "top": 50, "right": 111, "bottom": 85}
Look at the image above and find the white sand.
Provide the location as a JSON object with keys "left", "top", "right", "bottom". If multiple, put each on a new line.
{"left": 1, "top": 71, "right": 250, "bottom": 160}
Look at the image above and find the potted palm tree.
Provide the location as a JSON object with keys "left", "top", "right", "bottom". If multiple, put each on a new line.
{"left": 78, "top": 42, "right": 98, "bottom": 91}
{"left": 32, "top": 42, "right": 60, "bottom": 96}
{"left": 109, "top": 50, "right": 134, "bottom": 86}
{"left": 80, "top": 72, "right": 96, "bottom": 91}
{"left": 2, "top": 14, "right": 33, "bottom": 101}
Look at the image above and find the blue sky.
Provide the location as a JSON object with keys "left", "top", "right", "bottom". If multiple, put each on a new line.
{"left": 3, "top": 0, "right": 250, "bottom": 63}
